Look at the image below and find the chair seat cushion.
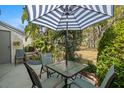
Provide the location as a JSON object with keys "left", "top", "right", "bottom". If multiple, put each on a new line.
{"left": 72, "top": 77, "right": 96, "bottom": 88}
{"left": 27, "top": 60, "right": 41, "bottom": 65}
{"left": 41, "top": 76, "right": 65, "bottom": 88}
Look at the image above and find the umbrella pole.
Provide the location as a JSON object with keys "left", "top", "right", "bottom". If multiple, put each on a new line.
{"left": 65, "top": 6, "right": 69, "bottom": 67}
{"left": 65, "top": 17, "right": 68, "bottom": 67}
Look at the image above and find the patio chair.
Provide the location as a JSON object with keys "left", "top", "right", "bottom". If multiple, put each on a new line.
{"left": 70, "top": 65, "right": 115, "bottom": 88}
{"left": 15, "top": 49, "right": 25, "bottom": 66}
{"left": 24, "top": 63, "right": 65, "bottom": 88}
{"left": 39, "top": 53, "right": 57, "bottom": 78}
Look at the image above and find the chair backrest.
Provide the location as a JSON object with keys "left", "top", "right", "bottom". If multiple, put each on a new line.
{"left": 40, "top": 53, "right": 53, "bottom": 66}
{"left": 24, "top": 63, "right": 42, "bottom": 88}
{"left": 16, "top": 49, "right": 25, "bottom": 58}
{"left": 100, "top": 65, "right": 115, "bottom": 88}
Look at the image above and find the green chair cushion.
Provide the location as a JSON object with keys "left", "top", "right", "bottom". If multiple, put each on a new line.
{"left": 41, "top": 76, "right": 65, "bottom": 88}
{"left": 72, "top": 77, "right": 96, "bottom": 88}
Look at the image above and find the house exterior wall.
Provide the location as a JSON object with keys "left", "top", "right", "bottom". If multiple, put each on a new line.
{"left": 0, "top": 24, "right": 25, "bottom": 63}
{"left": 0, "top": 22, "right": 33, "bottom": 64}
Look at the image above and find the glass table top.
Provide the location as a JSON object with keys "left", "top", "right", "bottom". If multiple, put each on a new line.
{"left": 46, "top": 60, "right": 88, "bottom": 78}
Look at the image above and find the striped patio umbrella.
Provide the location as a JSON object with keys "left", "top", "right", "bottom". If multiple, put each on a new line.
{"left": 26, "top": 5, "right": 114, "bottom": 66}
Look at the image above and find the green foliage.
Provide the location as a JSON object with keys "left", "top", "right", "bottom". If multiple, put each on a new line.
{"left": 32, "top": 29, "right": 55, "bottom": 52}
{"left": 21, "top": 8, "right": 28, "bottom": 24}
{"left": 67, "top": 31, "right": 84, "bottom": 60}
{"left": 24, "top": 23, "right": 40, "bottom": 40}
{"left": 21, "top": 8, "right": 40, "bottom": 40}
{"left": 97, "top": 19, "right": 124, "bottom": 87}
{"left": 83, "top": 64, "right": 97, "bottom": 73}
{"left": 24, "top": 45, "right": 35, "bottom": 52}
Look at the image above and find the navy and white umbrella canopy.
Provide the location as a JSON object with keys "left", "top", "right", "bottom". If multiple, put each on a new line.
{"left": 26, "top": 5, "right": 113, "bottom": 31}
{"left": 25, "top": 5, "right": 114, "bottom": 66}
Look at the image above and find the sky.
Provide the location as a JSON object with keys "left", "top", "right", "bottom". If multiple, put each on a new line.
{"left": 0, "top": 5, "right": 27, "bottom": 31}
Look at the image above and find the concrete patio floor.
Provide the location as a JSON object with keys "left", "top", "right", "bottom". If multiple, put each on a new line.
{"left": 0, "top": 63, "right": 83, "bottom": 88}
{"left": 0, "top": 63, "right": 45, "bottom": 88}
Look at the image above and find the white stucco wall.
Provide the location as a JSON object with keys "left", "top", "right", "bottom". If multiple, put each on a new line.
{"left": 11, "top": 32, "right": 25, "bottom": 63}
{"left": 11, "top": 33, "right": 32, "bottom": 63}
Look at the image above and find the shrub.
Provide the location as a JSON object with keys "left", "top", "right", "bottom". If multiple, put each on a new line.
{"left": 97, "top": 19, "right": 124, "bottom": 87}
{"left": 24, "top": 45, "right": 35, "bottom": 52}
{"left": 83, "top": 64, "right": 97, "bottom": 73}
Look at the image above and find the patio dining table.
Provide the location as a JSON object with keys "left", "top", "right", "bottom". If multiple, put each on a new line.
{"left": 46, "top": 60, "right": 88, "bottom": 88}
